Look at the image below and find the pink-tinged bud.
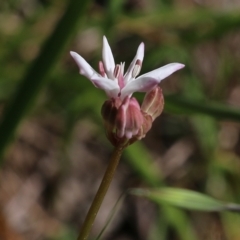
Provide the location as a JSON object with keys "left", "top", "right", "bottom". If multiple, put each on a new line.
{"left": 138, "top": 113, "right": 153, "bottom": 139}
{"left": 101, "top": 98, "right": 122, "bottom": 146}
{"left": 101, "top": 97, "right": 121, "bottom": 128}
{"left": 101, "top": 96, "right": 147, "bottom": 147}
{"left": 141, "top": 86, "right": 164, "bottom": 121}
{"left": 128, "top": 112, "right": 153, "bottom": 145}
{"left": 116, "top": 97, "right": 144, "bottom": 139}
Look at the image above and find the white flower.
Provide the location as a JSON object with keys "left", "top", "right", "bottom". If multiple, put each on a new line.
{"left": 70, "top": 36, "right": 184, "bottom": 100}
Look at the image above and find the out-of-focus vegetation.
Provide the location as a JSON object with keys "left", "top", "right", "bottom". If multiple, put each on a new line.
{"left": 1, "top": 0, "right": 240, "bottom": 240}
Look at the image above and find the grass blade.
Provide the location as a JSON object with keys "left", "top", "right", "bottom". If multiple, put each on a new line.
{"left": 130, "top": 187, "right": 240, "bottom": 212}
{"left": 0, "top": 0, "right": 91, "bottom": 160}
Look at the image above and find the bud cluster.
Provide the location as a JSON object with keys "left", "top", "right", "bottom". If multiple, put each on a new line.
{"left": 101, "top": 86, "right": 164, "bottom": 147}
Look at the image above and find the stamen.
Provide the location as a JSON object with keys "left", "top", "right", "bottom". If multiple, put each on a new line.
{"left": 132, "top": 59, "right": 142, "bottom": 78}
{"left": 115, "top": 64, "right": 125, "bottom": 90}
{"left": 120, "top": 62, "right": 125, "bottom": 75}
{"left": 114, "top": 64, "right": 121, "bottom": 78}
{"left": 99, "top": 61, "right": 106, "bottom": 77}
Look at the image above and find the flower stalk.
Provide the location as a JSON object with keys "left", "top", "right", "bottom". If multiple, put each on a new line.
{"left": 77, "top": 144, "right": 125, "bottom": 240}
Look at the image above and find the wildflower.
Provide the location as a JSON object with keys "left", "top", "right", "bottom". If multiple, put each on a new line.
{"left": 70, "top": 36, "right": 184, "bottom": 146}
{"left": 70, "top": 36, "right": 184, "bottom": 100}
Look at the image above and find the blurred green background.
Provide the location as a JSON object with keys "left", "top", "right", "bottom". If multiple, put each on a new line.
{"left": 1, "top": 0, "right": 240, "bottom": 239}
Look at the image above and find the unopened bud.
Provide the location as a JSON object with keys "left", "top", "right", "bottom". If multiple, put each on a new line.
{"left": 101, "top": 98, "right": 122, "bottom": 146}
{"left": 101, "top": 96, "right": 147, "bottom": 147}
{"left": 116, "top": 97, "right": 144, "bottom": 139}
{"left": 101, "top": 98, "right": 121, "bottom": 127}
{"left": 136, "top": 113, "right": 153, "bottom": 140}
{"left": 141, "top": 86, "right": 164, "bottom": 121}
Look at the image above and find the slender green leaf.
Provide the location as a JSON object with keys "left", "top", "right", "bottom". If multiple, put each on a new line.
{"left": 125, "top": 142, "right": 163, "bottom": 187}
{"left": 130, "top": 187, "right": 240, "bottom": 212}
{"left": 0, "top": 0, "right": 91, "bottom": 160}
{"left": 95, "top": 192, "right": 125, "bottom": 240}
{"left": 165, "top": 95, "right": 240, "bottom": 121}
{"left": 125, "top": 145, "right": 200, "bottom": 240}
{"left": 119, "top": 9, "right": 240, "bottom": 44}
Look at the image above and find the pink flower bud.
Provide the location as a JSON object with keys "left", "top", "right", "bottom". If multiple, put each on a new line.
{"left": 101, "top": 98, "right": 121, "bottom": 146}
{"left": 116, "top": 97, "right": 144, "bottom": 139}
{"left": 141, "top": 86, "right": 164, "bottom": 121}
{"left": 138, "top": 113, "right": 153, "bottom": 139}
{"left": 101, "top": 87, "right": 164, "bottom": 147}
{"left": 101, "top": 96, "right": 147, "bottom": 147}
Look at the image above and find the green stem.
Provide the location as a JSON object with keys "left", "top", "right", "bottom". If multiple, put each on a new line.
{"left": 77, "top": 144, "right": 125, "bottom": 240}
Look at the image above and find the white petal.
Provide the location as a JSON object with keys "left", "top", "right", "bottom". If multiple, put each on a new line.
{"left": 70, "top": 51, "right": 120, "bottom": 97}
{"left": 70, "top": 51, "right": 99, "bottom": 79}
{"left": 121, "top": 77, "right": 158, "bottom": 99}
{"left": 121, "top": 63, "right": 184, "bottom": 98}
{"left": 124, "top": 42, "right": 144, "bottom": 83}
{"left": 91, "top": 76, "right": 120, "bottom": 98}
{"left": 102, "top": 36, "right": 115, "bottom": 79}
{"left": 139, "top": 63, "right": 185, "bottom": 83}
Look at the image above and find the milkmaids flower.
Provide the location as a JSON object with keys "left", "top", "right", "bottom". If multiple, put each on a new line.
{"left": 70, "top": 36, "right": 184, "bottom": 147}
{"left": 70, "top": 36, "right": 184, "bottom": 100}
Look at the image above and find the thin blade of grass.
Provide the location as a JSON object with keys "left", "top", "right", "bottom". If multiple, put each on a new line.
{"left": 165, "top": 95, "right": 240, "bottom": 121}
{"left": 130, "top": 187, "right": 240, "bottom": 212}
{"left": 95, "top": 192, "right": 126, "bottom": 240}
{"left": 0, "top": 0, "right": 91, "bottom": 160}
